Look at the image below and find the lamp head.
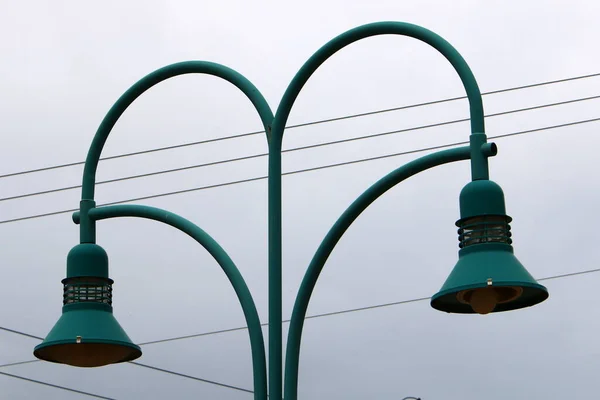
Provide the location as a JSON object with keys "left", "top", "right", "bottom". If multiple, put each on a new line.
{"left": 431, "top": 180, "right": 548, "bottom": 314}
{"left": 34, "top": 243, "right": 141, "bottom": 367}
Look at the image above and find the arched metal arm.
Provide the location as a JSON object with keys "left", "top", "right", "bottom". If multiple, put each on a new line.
{"left": 271, "top": 21, "right": 485, "bottom": 147}
{"left": 73, "top": 204, "right": 267, "bottom": 400}
{"left": 78, "top": 61, "right": 274, "bottom": 244}
{"left": 283, "top": 143, "right": 496, "bottom": 399}
{"left": 270, "top": 25, "right": 488, "bottom": 396}
{"left": 82, "top": 61, "right": 274, "bottom": 201}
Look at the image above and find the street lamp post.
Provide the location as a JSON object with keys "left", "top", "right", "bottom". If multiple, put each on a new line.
{"left": 33, "top": 22, "right": 549, "bottom": 400}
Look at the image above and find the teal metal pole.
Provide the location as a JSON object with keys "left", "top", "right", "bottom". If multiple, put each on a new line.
{"left": 78, "top": 205, "right": 267, "bottom": 399}
{"left": 284, "top": 144, "right": 496, "bottom": 399}
{"left": 267, "top": 135, "right": 283, "bottom": 399}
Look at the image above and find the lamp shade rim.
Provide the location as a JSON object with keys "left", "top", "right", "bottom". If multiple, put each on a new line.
{"left": 34, "top": 339, "right": 142, "bottom": 366}
{"left": 431, "top": 280, "right": 547, "bottom": 302}
{"left": 431, "top": 281, "right": 548, "bottom": 313}
{"left": 34, "top": 338, "right": 141, "bottom": 353}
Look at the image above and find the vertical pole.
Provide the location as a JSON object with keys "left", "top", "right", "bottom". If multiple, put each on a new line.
{"left": 268, "top": 136, "right": 283, "bottom": 399}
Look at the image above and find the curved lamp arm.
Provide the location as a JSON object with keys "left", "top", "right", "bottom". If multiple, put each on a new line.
{"left": 271, "top": 21, "right": 484, "bottom": 144}
{"left": 74, "top": 204, "right": 267, "bottom": 400}
{"left": 78, "top": 61, "right": 274, "bottom": 243}
{"left": 269, "top": 22, "right": 489, "bottom": 398}
{"left": 283, "top": 143, "right": 496, "bottom": 399}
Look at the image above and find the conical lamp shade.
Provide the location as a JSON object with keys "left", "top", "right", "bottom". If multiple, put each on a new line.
{"left": 431, "top": 243, "right": 548, "bottom": 314}
{"left": 34, "top": 303, "right": 141, "bottom": 367}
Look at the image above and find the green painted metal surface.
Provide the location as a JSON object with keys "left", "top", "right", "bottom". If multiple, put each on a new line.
{"left": 76, "top": 61, "right": 274, "bottom": 259}
{"left": 66, "top": 244, "right": 109, "bottom": 279}
{"left": 40, "top": 61, "right": 272, "bottom": 400}
{"left": 34, "top": 20, "right": 551, "bottom": 400}
{"left": 273, "top": 21, "right": 489, "bottom": 398}
{"left": 278, "top": 21, "right": 493, "bottom": 399}
{"left": 266, "top": 137, "right": 283, "bottom": 399}
{"left": 78, "top": 205, "right": 267, "bottom": 399}
{"left": 431, "top": 243, "right": 549, "bottom": 313}
{"left": 283, "top": 146, "right": 496, "bottom": 398}
{"left": 458, "top": 180, "right": 507, "bottom": 220}
{"left": 33, "top": 303, "right": 141, "bottom": 366}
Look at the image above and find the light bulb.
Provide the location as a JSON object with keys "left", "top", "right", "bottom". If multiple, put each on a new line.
{"left": 469, "top": 287, "right": 498, "bottom": 314}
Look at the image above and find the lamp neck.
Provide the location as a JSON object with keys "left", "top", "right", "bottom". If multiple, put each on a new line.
{"left": 79, "top": 199, "right": 96, "bottom": 243}
{"left": 469, "top": 133, "right": 490, "bottom": 181}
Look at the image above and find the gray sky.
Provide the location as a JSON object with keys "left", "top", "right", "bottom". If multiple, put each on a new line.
{"left": 1, "top": 0, "right": 599, "bottom": 398}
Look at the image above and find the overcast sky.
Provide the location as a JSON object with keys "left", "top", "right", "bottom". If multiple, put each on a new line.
{"left": 1, "top": 0, "right": 599, "bottom": 399}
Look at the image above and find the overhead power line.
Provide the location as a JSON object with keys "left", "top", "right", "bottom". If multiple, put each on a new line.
{"left": 0, "top": 371, "right": 116, "bottom": 399}
{"left": 2, "top": 93, "right": 598, "bottom": 204}
{"left": 0, "top": 360, "right": 39, "bottom": 369}
{"left": 1, "top": 71, "right": 599, "bottom": 180}
{"left": 0, "top": 358, "right": 253, "bottom": 395}
{"left": 0, "top": 116, "right": 598, "bottom": 226}
{"left": 137, "top": 267, "right": 600, "bottom": 346}
{"left": 129, "top": 361, "right": 253, "bottom": 394}
{"left": 0, "top": 326, "right": 43, "bottom": 340}
{"left": 0, "top": 359, "right": 254, "bottom": 396}
{"left": 0, "top": 267, "right": 598, "bottom": 395}
{"left": 2, "top": 267, "right": 599, "bottom": 348}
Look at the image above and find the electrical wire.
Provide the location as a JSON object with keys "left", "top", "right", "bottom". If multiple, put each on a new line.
{"left": 0, "top": 371, "right": 116, "bottom": 399}
{"left": 0, "top": 326, "right": 43, "bottom": 340}
{"left": 0, "top": 60, "right": 598, "bottom": 400}
{"left": 0, "top": 116, "right": 599, "bottom": 226}
{"left": 1, "top": 71, "right": 598, "bottom": 180}
{"left": 129, "top": 361, "right": 253, "bottom": 394}
{"left": 0, "top": 76, "right": 599, "bottom": 395}
{"left": 0, "top": 360, "right": 40, "bottom": 369}
{"left": 138, "top": 267, "right": 600, "bottom": 346}
{"left": 0, "top": 267, "right": 598, "bottom": 395}
{"left": 2, "top": 93, "right": 598, "bottom": 204}
{"left": 0, "top": 359, "right": 254, "bottom": 395}
{"left": 0, "top": 359, "right": 254, "bottom": 396}
{"left": 2, "top": 267, "right": 598, "bottom": 348}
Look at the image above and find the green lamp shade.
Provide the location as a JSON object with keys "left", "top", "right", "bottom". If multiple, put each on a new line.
{"left": 34, "top": 303, "right": 142, "bottom": 367}
{"left": 34, "top": 243, "right": 141, "bottom": 367}
{"left": 431, "top": 180, "right": 548, "bottom": 314}
{"left": 431, "top": 243, "right": 548, "bottom": 314}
